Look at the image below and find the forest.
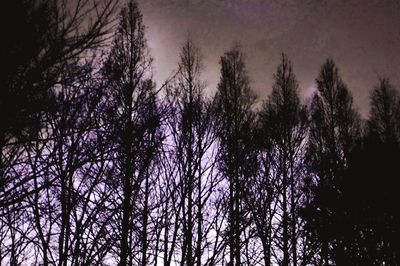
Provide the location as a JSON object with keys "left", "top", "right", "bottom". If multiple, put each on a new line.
{"left": 0, "top": 0, "right": 399, "bottom": 265}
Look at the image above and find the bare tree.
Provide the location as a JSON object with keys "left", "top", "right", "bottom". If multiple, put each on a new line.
{"left": 245, "top": 54, "right": 308, "bottom": 266}
{"left": 0, "top": 1, "right": 117, "bottom": 263}
{"left": 101, "top": 1, "right": 162, "bottom": 265}
{"left": 159, "top": 39, "right": 220, "bottom": 266}
{"left": 214, "top": 46, "right": 256, "bottom": 266}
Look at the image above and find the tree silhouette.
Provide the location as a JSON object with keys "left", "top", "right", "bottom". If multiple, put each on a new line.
{"left": 101, "top": 1, "right": 162, "bottom": 265}
{"left": 214, "top": 47, "right": 256, "bottom": 266}
{"left": 258, "top": 54, "right": 308, "bottom": 266}
{"left": 302, "top": 59, "right": 361, "bottom": 265}
{"left": 1, "top": 1, "right": 400, "bottom": 265}
{"left": 301, "top": 78, "right": 400, "bottom": 265}
{"left": 1, "top": 1, "right": 116, "bottom": 264}
{"left": 164, "top": 39, "right": 220, "bottom": 266}
{"left": 0, "top": 0, "right": 116, "bottom": 143}
{"left": 368, "top": 78, "right": 400, "bottom": 144}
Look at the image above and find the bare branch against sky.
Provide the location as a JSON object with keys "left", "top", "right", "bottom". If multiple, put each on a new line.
{"left": 1, "top": 0, "right": 400, "bottom": 265}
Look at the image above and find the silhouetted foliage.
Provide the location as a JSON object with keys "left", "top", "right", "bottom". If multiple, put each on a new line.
{"left": 1, "top": 1, "right": 399, "bottom": 265}
{"left": 368, "top": 78, "right": 400, "bottom": 144}
{"left": 332, "top": 135, "right": 400, "bottom": 265}
{"left": 101, "top": 1, "right": 162, "bottom": 265}
{"left": 214, "top": 47, "right": 256, "bottom": 266}
{"left": 0, "top": 0, "right": 116, "bottom": 142}
{"left": 302, "top": 59, "right": 361, "bottom": 265}
{"left": 0, "top": 1, "right": 116, "bottom": 264}
{"left": 303, "top": 78, "right": 400, "bottom": 265}
{"left": 258, "top": 54, "right": 308, "bottom": 266}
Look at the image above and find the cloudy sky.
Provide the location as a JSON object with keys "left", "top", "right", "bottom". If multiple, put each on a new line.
{"left": 136, "top": 0, "right": 400, "bottom": 116}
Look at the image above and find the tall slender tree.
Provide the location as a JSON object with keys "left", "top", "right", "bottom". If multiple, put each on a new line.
{"left": 302, "top": 59, "right": 361, "bottom": 265}
{"left": 162, "top": 39, "right": 219, "bottom": 266}
{"left": 214, "top": 47, "right": 256, "bottom": 266}
{"left": 102, "top": 1, "right": 161, "bottom": 265}
{"left": 258, "top": 54, "right": 308, "bottom": 266}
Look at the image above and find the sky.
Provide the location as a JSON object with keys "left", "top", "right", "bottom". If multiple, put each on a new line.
{"left": 136, "top": 0, "right": 400, "bottom": 116}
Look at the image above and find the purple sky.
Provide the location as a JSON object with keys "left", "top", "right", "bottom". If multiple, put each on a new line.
{"left": 136, "top": 0, "right": 400, "bottom": 116}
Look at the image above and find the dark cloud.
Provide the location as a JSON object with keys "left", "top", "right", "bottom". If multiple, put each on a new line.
{"left": 137, "top": 0, "right": 400, "bottom": 116}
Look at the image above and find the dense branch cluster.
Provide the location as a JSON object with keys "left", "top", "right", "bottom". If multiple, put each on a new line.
{"left": 1, "top": 1, "right": 399, "bottom": 265}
